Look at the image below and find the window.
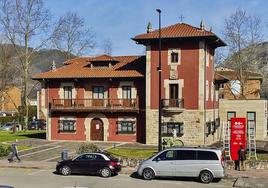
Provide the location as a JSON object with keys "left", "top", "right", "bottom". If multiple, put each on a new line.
{"left": 93, "top": 86, "right": 104, "bottom": 99}
{"left": 58, "top": 120, "right": 76, "bottom": 132}
{"left": 64, "top": 86, "right": 72, "bottom": 99}
{"left": 176, "top": 150, "right": 196, "bottom": 160}
{"left": 197, "top": 151, "right": 218, "bottom": 160}
{"left": 76, "top": 154, "right": 103, "bottom": 161}
{"left": 171, "top": 52, "right": 179, "bottom": 63}
{"left": 227, "top": 111, "right": 236, "bottom": 127}
{"left": 122, "top": 86, "right": 132, "bottom": 99}
{"left": 117, "top": 121, "right": 135, "bottom": 134}
{"left": 154, "top": 150, "right": 175, "bottom": 161}
{"left": 247, "top": 112, "right": 256, "bottom": 135}
{"left": 161, "top": 122, "right": 183, "bottom": 137}
{"left": 169, "top": 84, "right": 179, "bottom": 99}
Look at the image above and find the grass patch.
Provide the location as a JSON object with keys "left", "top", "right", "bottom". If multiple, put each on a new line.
{"left": 0, "top": 130, "right": 46, "bottom": 143}
{"left": 107, "top": 147, "right": 157, "bottom": 159}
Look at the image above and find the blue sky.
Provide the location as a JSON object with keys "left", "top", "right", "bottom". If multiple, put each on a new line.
{"left": 45, "top": 0, "right": 268, "bottom": 56}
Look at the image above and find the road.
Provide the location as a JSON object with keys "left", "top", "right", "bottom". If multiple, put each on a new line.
{"left": 0, "top": 168, "right": 235, "bottom": 188}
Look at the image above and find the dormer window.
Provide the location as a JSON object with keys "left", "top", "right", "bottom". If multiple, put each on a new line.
{"left": 171, "top": 52, "right": 179, "bottom": 63}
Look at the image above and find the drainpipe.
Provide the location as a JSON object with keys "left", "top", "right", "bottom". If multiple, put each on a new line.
{"left": 203, "top": 41, "right": 207, "bottom": 145}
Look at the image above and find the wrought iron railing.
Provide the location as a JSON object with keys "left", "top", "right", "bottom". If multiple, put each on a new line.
{"left": 51, "top": 98, "right": 139, "bottom": 110}
{"left": 161, "top": 99, "right": 184, "bottom": 108}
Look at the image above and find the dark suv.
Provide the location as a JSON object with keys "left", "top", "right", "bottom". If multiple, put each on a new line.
{"left": 28, "top": 119, "right": 46, "bottom": 130}
{"left": 56, "top": 152, "right": 121, "bottom": 177}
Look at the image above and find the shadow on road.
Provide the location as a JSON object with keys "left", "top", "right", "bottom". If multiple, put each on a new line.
{"left": 129, "top": 172, "right": 222, "bottom": 183}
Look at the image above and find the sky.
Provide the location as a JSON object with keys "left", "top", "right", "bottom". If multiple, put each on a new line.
{"left": 45, "top": 0, "right": 268, "bottom": 56}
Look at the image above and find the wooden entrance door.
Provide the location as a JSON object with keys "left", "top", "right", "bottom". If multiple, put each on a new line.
{"left": 90, "top": 118, "right": 104, "bottom": 141}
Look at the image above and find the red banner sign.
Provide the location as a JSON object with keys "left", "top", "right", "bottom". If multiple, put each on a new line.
{"left": 230, "top": 118, "right": 247, "bottom": 160}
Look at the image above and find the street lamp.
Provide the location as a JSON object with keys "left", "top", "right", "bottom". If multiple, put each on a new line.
{"left": 156, "top": 8, "right": 162, "bottom": 152}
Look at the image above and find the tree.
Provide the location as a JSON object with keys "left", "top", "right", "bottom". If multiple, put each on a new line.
{"left": 223, "top": 9, "right": 264, "bottom": 98}
{"left": 0, "top": 0, "right": 51, "bottom": 129}
{"left": 52, "top": 11, "right": 95, "bottom": 60}
{"left": 102, "top": 38, "right": 112, "bottom": 55}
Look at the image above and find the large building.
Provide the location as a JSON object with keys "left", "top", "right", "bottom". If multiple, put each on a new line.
{"left": 215, "top": 67, "right": 268, "bottom": 140}
{"left": 33, "top": 21, "right": 226, "bottom": 145}
{"left": 133, "top": 22, "right": 225, "bottom": 145}
{"left": 33, "top": 55, "right": 146, "bottom": 142}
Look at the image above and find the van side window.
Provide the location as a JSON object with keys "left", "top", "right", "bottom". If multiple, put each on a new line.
{"left": 176, "top": 150, "right": 196, "bottom": 160}
{"left": 154, "top": 150, "right": 175, "bottom": 161}
{"left": 197, "top": 151, "right": 218, "bottom": 160}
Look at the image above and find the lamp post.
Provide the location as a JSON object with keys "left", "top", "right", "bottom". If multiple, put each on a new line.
{"left": 156, "top": 8, "right": 162, "bottom": 152}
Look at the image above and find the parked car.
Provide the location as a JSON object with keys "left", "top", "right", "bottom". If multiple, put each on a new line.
{"left": 28, "top": 119, "right": 46, "bottom": 130}
{"left": 0, "top": 122, "right": 20, "bottom": 131}
{"left": 137, "top": 147, "right": 225, "bottom": 183}
{"left": 56, "top": 152, "right": 121, "bottom": 177}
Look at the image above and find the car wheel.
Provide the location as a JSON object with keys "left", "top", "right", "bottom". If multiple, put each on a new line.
{"left": 199, "top": 170, "right": 213, "bottom": 183}
{"left": 100, "top": 167, "right": 112, "bottom": 178}
{"left": 61, "top": 166, "right": 71, "bottom": 176}
{"left": 142, "top": 168, "right": 155, "bottom": 180}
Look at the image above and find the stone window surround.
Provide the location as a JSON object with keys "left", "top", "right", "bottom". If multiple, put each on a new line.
{"left": 117, "top": 116, "right": 136, "bottom": 135}
{"left": 117, "top": 81, "right": 137, "bottom": 99}
{"left": 59, "top": 116, "right": 77, "bottom": 134}
{"left": 168, "top": 48, "right": 181, "bottom": 65}
{"left": 164, "top": 79, "right": 184, "bottom": 99}
{"left": 59, "top": 82, "right": 77, "bottom": 99}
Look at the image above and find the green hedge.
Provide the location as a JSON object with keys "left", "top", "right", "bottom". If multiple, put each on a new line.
{"left": 0, "top": 143, "right": 11, "bottom": 157}
{"left": 0, "top": 116, "right": 18, "bottom": 125}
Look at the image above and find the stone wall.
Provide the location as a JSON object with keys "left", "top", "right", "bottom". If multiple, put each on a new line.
{"left": 146, "top": 109, "right": 221, "bottom": 146}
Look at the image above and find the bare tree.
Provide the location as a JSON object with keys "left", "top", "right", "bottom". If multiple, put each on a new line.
{"left": 0, "top": 0, "right": 51, "bottom": 129}
{"left": 52, "top": 11, "right": 95, "bottom": 60}
{"left": 102, "top": 38, "right": 112, "bottom": 55}
{"left": 223, "top": 9, "right": 264, "bottom": 98}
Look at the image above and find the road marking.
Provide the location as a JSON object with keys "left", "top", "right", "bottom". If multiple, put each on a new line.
{"left": 42, "top": 151, "right": 76, "bottom": 162}
{"left": 19, "top": 146, "right": 61, "bottom": 157}
{"left": 28, "top": 169, "right": 46, "bottom": 175}
{"left": 17, "top": 142, "right": 58, "bottom": 154}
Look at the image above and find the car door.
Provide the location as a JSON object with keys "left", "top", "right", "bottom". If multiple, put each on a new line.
{"left": 152, "top": 150, "right": 176, "bottom": 177}
{"left": 71, "top": 154, "right": 94, "bottom": 174}
{"left": 175, "top": 150, "right": 198, "bottom": 177}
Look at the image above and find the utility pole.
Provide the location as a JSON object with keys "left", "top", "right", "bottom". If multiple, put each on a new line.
{"left": 156, "top": 9, "right": 162, "bottom": 152}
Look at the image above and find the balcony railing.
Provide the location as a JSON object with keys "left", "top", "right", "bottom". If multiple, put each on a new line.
{"left": 51, "top": 98, "right": 139, "bottom": 112}
{"left": 161, "top": 99, "right": 184, "bottom": 111}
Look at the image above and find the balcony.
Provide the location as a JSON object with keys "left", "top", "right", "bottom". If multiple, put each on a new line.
{"left": 51, "top": 98, "right": 139, "bottom": 113}
{"left": 161, "top": 99, "right": 184, "bottom": 112}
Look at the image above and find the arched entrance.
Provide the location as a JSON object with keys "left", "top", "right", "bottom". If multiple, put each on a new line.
{"left": 90, "top": 118, "right": 104, "bottom": 141}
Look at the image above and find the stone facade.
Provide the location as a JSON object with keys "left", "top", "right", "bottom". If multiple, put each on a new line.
{"left": 146, "top": 108, "right": 221, "bottom": 146}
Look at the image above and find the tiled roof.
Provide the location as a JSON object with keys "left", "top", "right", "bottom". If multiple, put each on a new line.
{"left": 215, "top": 69, "right": 263, "bottom": 81}
{"left": 133, "top": 23, "right": 225, "bottom": 46}
{"left": 32, "top": 55, "right": 145, "bottom": 79}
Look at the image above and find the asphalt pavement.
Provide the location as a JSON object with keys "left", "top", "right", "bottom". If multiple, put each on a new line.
{"left": 0, "top": 168, "right": 234, "bottom": 188}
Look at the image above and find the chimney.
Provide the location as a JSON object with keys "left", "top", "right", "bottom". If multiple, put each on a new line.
{"left": 51, "top": 60, "right": 56, "bottom": 71}
{"left": 209, "top": 26, "right": 213, "bottom": 32}
{"left": 147, "top": 22, "right": 153, "bottom": 33}
{"left": 200, "top": 19, "right": 205, "bottom": 30}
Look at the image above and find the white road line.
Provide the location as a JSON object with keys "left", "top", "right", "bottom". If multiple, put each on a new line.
{"left": 18, "top": 142, "right": 58, "bottom": 154}
{"left": 42, "top": 151, "right": 76, "bottom": 162}
{"left": 103, "top": 143, "right": 127, "bottom": 150}
{"left": 19, "top": 146, "right": 61, "bottom": 157}
{"left": 28, "top": 169, "right": 47, "bottom": 175}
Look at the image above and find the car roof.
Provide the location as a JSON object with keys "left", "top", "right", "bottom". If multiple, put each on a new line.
{"left": 163, "top": 147, "right": 223, "bottom": 152}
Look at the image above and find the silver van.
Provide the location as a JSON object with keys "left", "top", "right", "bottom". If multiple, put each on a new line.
{"left": 137, "top": 147, "right": 225, "bottom": 183}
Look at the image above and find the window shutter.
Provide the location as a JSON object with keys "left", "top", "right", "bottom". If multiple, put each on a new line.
{"left": 118, "top": 123, "right": 121, "bottom": 132}
{"left": 133, "top": 123, "right": 136, "bottom": 132}
{"left": 74, "top": 121, "right": 76, "bottom": 131}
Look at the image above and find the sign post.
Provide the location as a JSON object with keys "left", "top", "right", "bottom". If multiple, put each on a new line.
{"left": 230, "top": 118, "right": 247, "bottom": 160}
